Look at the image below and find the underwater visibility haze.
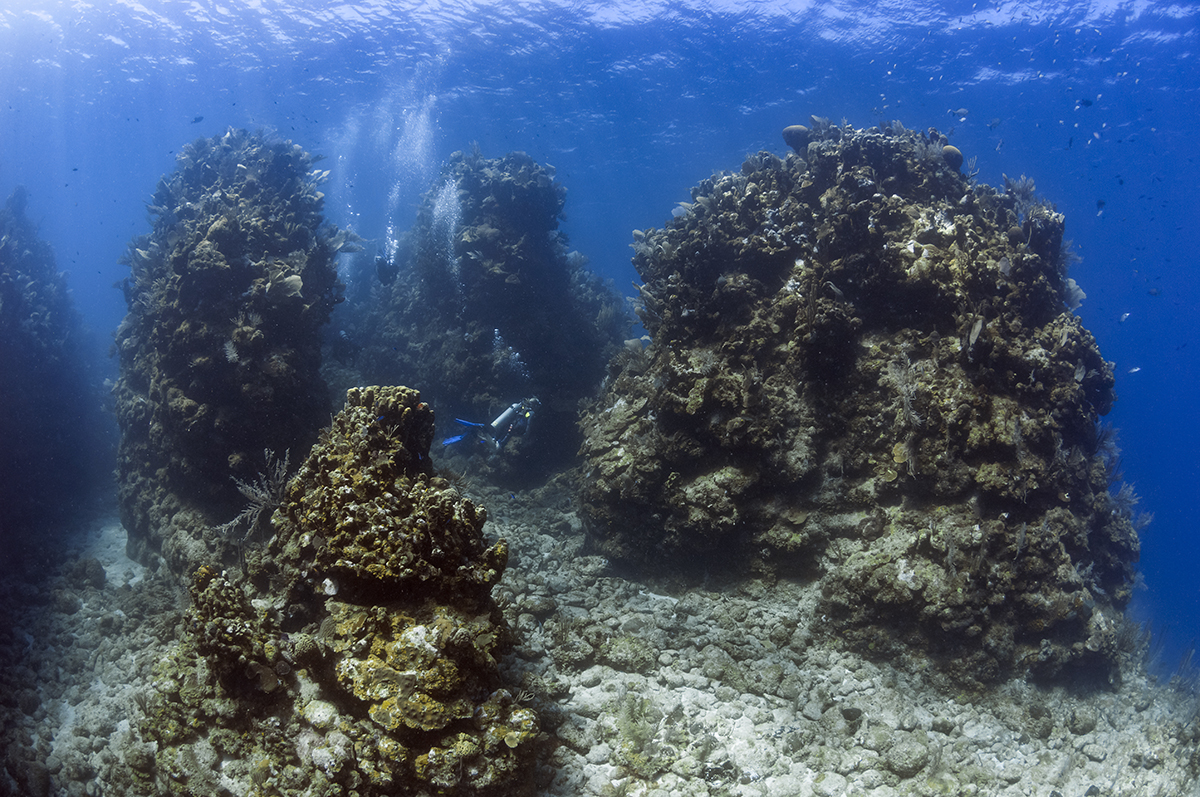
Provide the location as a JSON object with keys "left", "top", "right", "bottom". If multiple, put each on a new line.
{"left": 1, "top": 1, "right": 1199, "bottom": 795}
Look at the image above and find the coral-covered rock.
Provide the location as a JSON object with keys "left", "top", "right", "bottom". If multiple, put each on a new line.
{"left": 143, "top": 386, "right": 536, "bottom": 796}
{"left": 578, "top": 121, "right": 1139, "bottom": 684}
{"left": 114, "top": 128, "right": 352, "bottom": 573}
{"left": 348, "top": 150, "right": 628, "bottom": 483}
{"left": 269, "top": 386, "right": 508, "bottom": 604}
{"left": 0, "top": 187, "right": 108, "bottom": 548}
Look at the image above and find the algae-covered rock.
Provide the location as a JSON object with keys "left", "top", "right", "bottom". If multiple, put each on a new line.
{"left": 142, "top": 386, "right": 536, "bottom": 796}
{"left": 578, "top": 121, "right": 1140, "bottom": 685}
{"left": 114, "top": 128, "right": 352, "bottom": 573}
{"left": 348, "top": 150, "right": 628, "bottom": 483}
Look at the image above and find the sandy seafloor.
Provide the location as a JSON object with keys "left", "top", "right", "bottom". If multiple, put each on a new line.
{"left": 1, "top": 477, "right": 1197, "bottom": 797}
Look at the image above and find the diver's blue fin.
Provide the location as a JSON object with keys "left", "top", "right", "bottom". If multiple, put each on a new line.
{"left": 453, "top": 418, "right": 487, "bottom": 429}
{"left": 442, "top": 434, "right": 466, "bottom": 446}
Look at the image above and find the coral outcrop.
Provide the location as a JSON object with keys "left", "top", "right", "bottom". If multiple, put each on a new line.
{"left": 266, "top": 387, "right": 508, "bottom": 605}
{"left": 347, "top": 149, "right": 628, "bottom": 482}
{"left": 578, "top": 120, "right": 1140, "bottom": 685}
{"left": 0, "top": 186, "right": 108, "bottom": 550}
{"left": 114, "top": 128, "right": 354, "bottom": 573}
{"left": 141, "top": 386, "right": 537, "bottom": 796}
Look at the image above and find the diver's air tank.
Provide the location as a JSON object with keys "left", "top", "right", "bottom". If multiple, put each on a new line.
{"left": 490, "top": 401, "right": 525, "bottom": 434}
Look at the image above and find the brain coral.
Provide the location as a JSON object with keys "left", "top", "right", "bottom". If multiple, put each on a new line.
{"left": 578, "top": 120, "right": 1139, "bottom": 684}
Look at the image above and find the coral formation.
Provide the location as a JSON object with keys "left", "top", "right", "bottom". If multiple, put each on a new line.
{"left": 141, "top": 386, "right": 537, "bottom": 796}
{"left": 113, "top": 128, "right": 354, "bottom": 573}
{"left": 346, "top": 149, "right": 628, "bottom": 482}
{"left": 264, "top": 386, "right": 509, "bottom": 606}
{"left": 0, "top": 186, "right": 108, "bottom": 549}
{"left": 578, "top": 120, "right": 1139, "bottom": 685}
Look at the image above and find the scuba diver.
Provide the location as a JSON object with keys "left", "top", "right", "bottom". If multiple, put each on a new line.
{"left": 443, "top": 398, "right": 540, "bottom": 451}
{"left": 330, "top": 329, "right": 363, "bottom": 365}
{"left": 375, "top": 254, "right": 399, "bottom": 286}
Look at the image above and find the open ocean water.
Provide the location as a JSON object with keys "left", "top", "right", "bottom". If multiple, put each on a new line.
{"left": 1, "top": 2, "right": 1199, "bottom": 793}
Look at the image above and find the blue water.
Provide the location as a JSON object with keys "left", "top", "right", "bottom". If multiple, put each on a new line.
{"left": 2, "top": 1, "right": 1197, "bottom": 666}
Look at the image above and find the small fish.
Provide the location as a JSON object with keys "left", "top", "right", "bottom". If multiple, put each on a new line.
{"left": 1079, "top": 98, "right": 1093, "bottom": 107}
{"left": 1119, "top": 312, "right": 1131, "bottom": 322}
{"left": 1128, "top": 366, "right": 1141, "bottom": 374}
{"left": 190, "top": 115, "right": 204, "bottom": 124}
{"left": 949, "top": 108, "right": 969, "bottom": 116}
{"left": 987, "top": 118, "right": 1001, "bottom": 129}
